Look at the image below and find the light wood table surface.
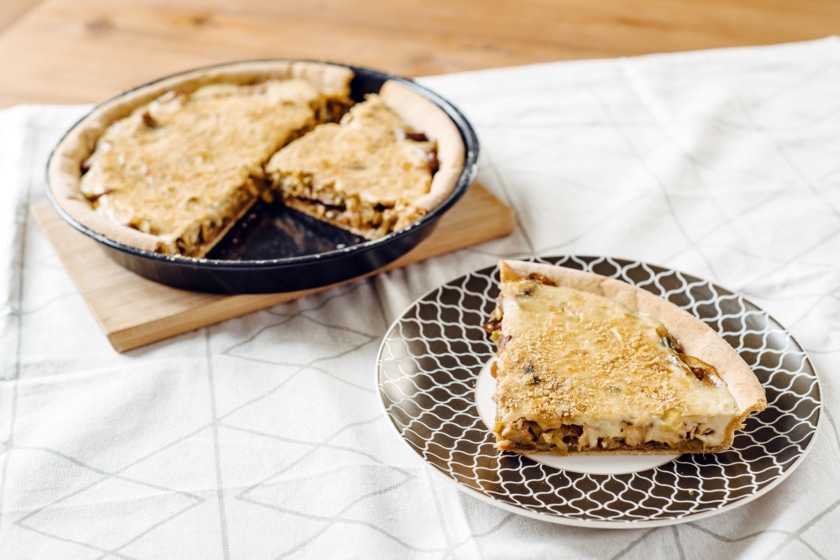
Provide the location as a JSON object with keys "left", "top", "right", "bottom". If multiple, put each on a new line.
{"left": 1, "top": 0, "right": 839, "bottom": 109}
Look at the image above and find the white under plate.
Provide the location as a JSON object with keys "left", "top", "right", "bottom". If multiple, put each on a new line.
{"left": 376, "top": 255, "right": 822, "bottom": 528}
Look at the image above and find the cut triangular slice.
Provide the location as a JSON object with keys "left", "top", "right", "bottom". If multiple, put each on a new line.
{"left": 484, "top": 260, "right": 767, "bottom": 455}
{"left": 265, "top": 81, "right": 465, "bottom": 240}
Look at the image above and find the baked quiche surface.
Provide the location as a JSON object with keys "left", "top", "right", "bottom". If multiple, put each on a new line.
{"left": 48, "top": 61, "right": 465, "bottom": 259}
{"left": 485, "top": 260, "right": 767, "bottom": 456}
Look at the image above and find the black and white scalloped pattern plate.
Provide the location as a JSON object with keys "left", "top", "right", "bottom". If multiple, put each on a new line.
{"left": 376, "top": 256, "right": 822, "bottom": 528}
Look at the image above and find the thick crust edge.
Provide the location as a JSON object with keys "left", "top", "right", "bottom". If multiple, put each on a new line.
{"left": 379, "top": 80, "right": 466, "bottom": 216}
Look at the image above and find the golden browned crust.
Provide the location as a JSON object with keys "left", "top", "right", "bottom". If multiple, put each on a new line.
{"left": 492, "top": 260, "right": 767, "bottom": 455}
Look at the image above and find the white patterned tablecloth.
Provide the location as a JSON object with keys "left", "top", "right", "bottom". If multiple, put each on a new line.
{"left": 1, "top": 37, "right": 839, "bottom": 559}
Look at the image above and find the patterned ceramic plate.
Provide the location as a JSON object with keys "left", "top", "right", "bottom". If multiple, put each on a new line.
{"left": 376, "top": 256, "right": 822, "bottom": 528}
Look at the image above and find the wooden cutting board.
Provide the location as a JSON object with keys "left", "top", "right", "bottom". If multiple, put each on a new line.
{"left": 31, "top": 182, "right": 513, "bottom": 353}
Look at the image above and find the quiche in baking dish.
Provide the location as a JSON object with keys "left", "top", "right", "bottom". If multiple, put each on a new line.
{"left": 483, "top": 260, "right": 767, "bottom": 456}
{"left": 48, "top": 61, "right": 465, "bottom": 258}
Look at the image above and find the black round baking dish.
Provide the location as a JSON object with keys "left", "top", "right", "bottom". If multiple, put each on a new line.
{"left": 45, "top": 60, "right": 480, "bottom": 294}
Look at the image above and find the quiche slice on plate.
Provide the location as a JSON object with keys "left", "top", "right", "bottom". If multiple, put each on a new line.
{"left": 484, "top": 260, "right": 767, "bottom": 456}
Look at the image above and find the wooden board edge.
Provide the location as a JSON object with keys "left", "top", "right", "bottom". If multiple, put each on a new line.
{"left": 31, "top": 181, "right": 514, "bottom": 352}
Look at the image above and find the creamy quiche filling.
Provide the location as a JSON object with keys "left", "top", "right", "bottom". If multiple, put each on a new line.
{"left": 265, "top": 94, "right": 437, "bottom": 239}
{"left": 485, "top": 273, "right": 742, "bottom": 455}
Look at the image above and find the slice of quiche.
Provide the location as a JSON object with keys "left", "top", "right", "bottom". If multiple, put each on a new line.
{"left": 483, "top": 260, "right": 767, "bottom": 456}
{"left": 265, "top": 81, "right": 464, "bottom": 240}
